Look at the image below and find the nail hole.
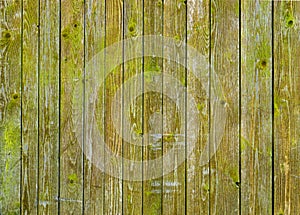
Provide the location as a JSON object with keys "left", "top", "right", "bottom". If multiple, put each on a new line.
{"left": 4, "top": 32, "right": 11, "bottom": 39}
{"left": 261, "top": 60, "right": 267, "bottom": 68}
{"left": 129, "top": 26, "right": 135, "bottom": 32}
{"left": 288, "top": 20, "right": 294, "bottom": 27}
{"left": 62, "top": 32, "right": 68, "bottom": 38}
{"left": 12, "top": 93, "right": 18, "bottom": 100}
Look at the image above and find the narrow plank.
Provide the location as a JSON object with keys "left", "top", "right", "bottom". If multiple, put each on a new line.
{"left": 162, "top": 0, "right": 186, "bottom": 214}
{"left": 143, "top": 0, "right": 163, "bottom": 214}
{"left": 83, "top": 0, "right": 106, "bottom": 214}
{"left": 122, "top": 0, "right": 143, "bottom": 214}
{"left": 274, "top": 1, "right": 300, "bottom": 214}
{"left": 241, "top": 1, "right": 273, "bottom": 214}
{"left": 210, "top": 0, "right": 239, "bottom": 213}
{"left": 0, "top": 0, "right": 21, "bottom": 214}
{"left": 104, "top": 0, "right": 124, "bottom": 214}
{"left": 38, "top": 0, "right": 60, "bottom": 213}
{"left": 21, "top": 0, "right": 39, "bottom": 213}
{"left": 186, "top": 0, "right": 210, "bottom": 214}
{"left": 60, "top": 0, "right": 84, "bottom": 213}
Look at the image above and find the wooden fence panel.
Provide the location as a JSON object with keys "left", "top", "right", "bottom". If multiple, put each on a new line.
{"left": 104, "top": 1, "right": 123, "bottom": 214}
{"left": 163, "top": 0, "right": 186, "bottom": 214}
{"left": 241, "top": 1, "right": 273, "bottom": 214}
{"left": 21, "top": 0, "right": 38, "bottom": 213}
{"left": 122, "top": 0, "right": 143, "bottom": 214}
{"left": 274, "top": 1, "right": 300, "bottom": 214}
{"left": 38, "top": 0, "right": 60, "bottom": 214}
{"left": 142, "top": 1, "right": 163, "bottom": 214}
{"left": 210, "top": 0, "right": 240, "bottom": 214}
{"left": 60, "top": 0, "right": 84, "bottom": 213}
{"left": 0, "top": 0, "right": 21, "bottom": 214}
{"left": 186, "top": 0, "right": 210, "bottom": 214}
{"left": 0, "top": 0, "right": 300, "bottom": 214}
{"left": 83, "top": 0, "right": 106, "bottom": 214}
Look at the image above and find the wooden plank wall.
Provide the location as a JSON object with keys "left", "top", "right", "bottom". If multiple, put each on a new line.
{"left": 0, "top": 0, "right": 299, "bottom": 214}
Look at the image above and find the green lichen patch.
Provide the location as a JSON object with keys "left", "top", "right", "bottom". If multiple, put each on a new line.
{"left": 179, "top": 0, "right": 187, "bottom": 5}
{"left": 286, "top": 17, "right": 295, "bottom": 28}
{"left": 127, "top": 20, "right": 137, "bottom": 37}
{"left": 0, "top": 30, "right": 12, "bottom": 47}
{"left": 3, "top": 31, "right": 12, "bottom": 39}
{"left": 62, "top": 27, "right": 70, "bottom": 39}
{"left": 157, "top": 0, "right": 163, "bottom": 7}
{"left": 284, "top": 9, "right": 295, "bottom": 28}
{"left": 256, "top": 59, "right": 268, "bottom": 72}
{"left": 12, "top": 93, "right": 19, "bottom": 100}
{"left": 0, "top": 120, "right": 21, "bottom": 214}
{"left": 68, "top": 173, "right": 78, "bottom": 184}
{"left": 174, "top": 35, "right": 181, "bottom": 42}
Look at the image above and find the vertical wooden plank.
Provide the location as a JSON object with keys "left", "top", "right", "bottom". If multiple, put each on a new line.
{"left": 210, "top": 0, "right": 239, "bottom": 213}
{"left": 38, "top": 0, "right": 60, "bottom": 213}
{"left": 274, "top": 1, "right": 300, "bottom": 214}
{"left": 0, "top": 0, "right": 21, "bottom": 214}
{"left": 21, "top": 0, "right": 39, "bottom": 213}
{"left": 60, "top": 0, "right": 84, "bottom": 213}
{"left": 241, "top": 1, "right": 273, "bottom": 214}
{"left": 123, "top": 0, "right": 143, "bottom": 214}
{"left": 162, "top": 0, "right": 186, "bottom": 214}
{"left": 104, "top": 0, "right": 123, "bottom": 214}
{"left": 186, "top": 0, "right": 210, "bottom": 214}
{"left": 83, "top": 0, "right": 105, "bottom": 214}
{"left": 143, "top": 0, "right": 163, "bottom": 214}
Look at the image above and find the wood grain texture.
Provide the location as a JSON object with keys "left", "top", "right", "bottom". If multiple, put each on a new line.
{"left": 1, "top": 1, "right": 300, "bottom": 214}
{"left": 38, "top": 0, "right": 60, "bottom": 213}
{"left": 60, "top": 0, "right": 84, "bottom": 213}
{"left": 274, "top": 1, "right": 300, "bottom": 214}
{"left": 163, "top": 0, "right": 186, "bottom": 214}
{"left": 241, "top": 1, "right": 273, "bottom": 214}
{"left": 142, "top": 0, "right": 163, "bottom": 214}
{"left": 186, "top": 0, "right": 210, "bottom": 214}
{"left": 21, "top": 0, "right": 39, "bottom": 213}
{"left": 0, "top": 0, "right": 21, "bottom": 214}
{"left": 104, "top": 0, "right": 123, "bottom": 214}
{"left": 122, "top": 0, "right": 143, "bottom": 214}
{"left": 210, "top": 0, "right": 239, "bottom": 214}
{"left": 83, "top": 0, "right": 106, "bottom": 214}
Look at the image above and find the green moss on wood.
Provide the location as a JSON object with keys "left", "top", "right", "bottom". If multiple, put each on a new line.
{"left": 68, "top": 173, "right": 78, "bottom": 184}
{"left": 157, "top": 0, "right": 162, "bottom": 7}
{"left": 286, "top": 17, "right": 295, "bottom": 28}
{"left": 127, "top": 20, "right": 137, "bottom": 37}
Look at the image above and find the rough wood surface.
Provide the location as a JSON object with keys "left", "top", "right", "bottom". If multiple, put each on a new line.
{"left": 142, "top": 0, "right": 163, "bottom": 214}
{"left": 186, "top": 0, "right": 210, "bottom": 214}
{"left": 0, "top": 0, "right": 21, "bottom": 214}
{"left": 210, "top": 0, "right": 240, "bottom": 214}
{"left": 21, "top": 0, "right": 38, "bottom": 213}
{"left": 0, "top": 1, "right": 299, "bottom": 214}
{"left": 163, "top": 0, "right": 186, "bottom": 214}
{"left": 83, "top": 0, "right": 106, "bottom": 214}
{"left": 104, "top": 0, "right": 123, "bottom": 214}
{"left": 241, "top": 1, "right": 273, "bottom": 214}
{"left": 274, "top": 1, "right": 300, "bottom": 214}
{"left": 122, "top": 0, "right": 143, "bottom": 214}
{"left": 60, "top": 0, "right": 84, "bottom": 213}
{"left": 37, "top": 0, "right": 60, "bottom": 214}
